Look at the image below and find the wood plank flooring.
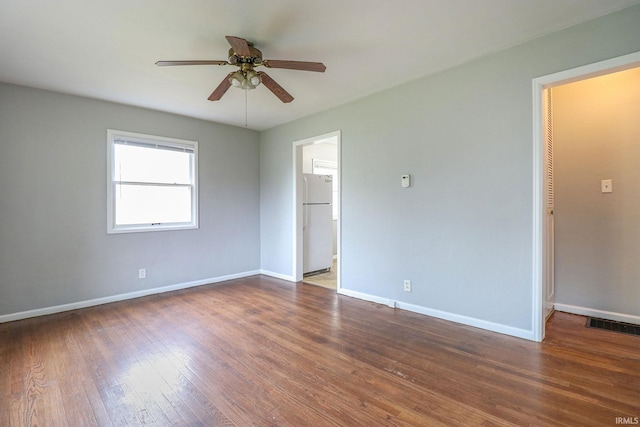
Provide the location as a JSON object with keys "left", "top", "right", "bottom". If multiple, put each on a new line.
{"left": 1, "top": 275, "right": 639, "bottom": 426}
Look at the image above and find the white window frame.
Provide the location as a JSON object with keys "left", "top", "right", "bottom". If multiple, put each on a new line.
{"left": 107, "top": 129, "right": 198, "bottom": 234}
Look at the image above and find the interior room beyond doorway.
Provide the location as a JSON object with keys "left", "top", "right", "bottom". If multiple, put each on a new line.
{"left": 299, "top": 134, "right": 339, "bottom": 290}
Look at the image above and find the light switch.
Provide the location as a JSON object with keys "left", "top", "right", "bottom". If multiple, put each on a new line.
{"left": 601, "top": 179, "right": 612, "bottom": 193}
{"left": 401, "top": 174, "right": 411, "bottom": 188}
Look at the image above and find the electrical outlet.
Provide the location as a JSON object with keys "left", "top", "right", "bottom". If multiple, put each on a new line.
{"left": 403, "top": 279, "right": 411, "bottom": 292}
{"left": 138, "top": 268, "right": 146, "bottom": 279}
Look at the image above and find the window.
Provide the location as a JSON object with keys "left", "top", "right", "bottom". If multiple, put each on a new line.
{"left": 107, "top": 129, "right": 198, "bottom": 234}
{"left": 312, "top": 158, "right": 338, "bottom": 220}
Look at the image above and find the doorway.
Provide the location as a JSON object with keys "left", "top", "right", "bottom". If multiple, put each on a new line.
{"left": 293, "top": 131, "right": 341, "bottom": 290}
{"left": 532, "top": 51, "right": 640, "bottom": 341}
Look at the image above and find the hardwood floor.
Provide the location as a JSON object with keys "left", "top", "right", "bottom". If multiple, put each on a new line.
{"left": 1, "top": 275, "right": 638, "bottom": 426}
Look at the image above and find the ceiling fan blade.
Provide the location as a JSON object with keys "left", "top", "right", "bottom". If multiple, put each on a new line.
{"left": 156, "top": 60, "right": 228, "bottom": 66}
{"left": 258, "top": 72, "right": 294, "bottom": 103}
{"left": 264, "top": 60, "right": 326, "bottom": 72}
{"left": 225, "top": 36, "right": 251, "bottom": 57}
{"left": 208, "top": 74, "right": 232, "bottom": 101}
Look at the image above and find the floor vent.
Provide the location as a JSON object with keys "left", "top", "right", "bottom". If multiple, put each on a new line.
{"left": 587, "top": 317, "right": 640, "bottom": 336}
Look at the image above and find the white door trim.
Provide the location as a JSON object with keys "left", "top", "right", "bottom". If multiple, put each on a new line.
{"left": 292, "top": 130, "right": 341, "bottom": 286}
{"left": 531, "top": 50, "right": 640, "bottom": 342}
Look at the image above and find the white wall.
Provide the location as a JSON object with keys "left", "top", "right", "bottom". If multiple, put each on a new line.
{"left": 553, "top": 67, "right": 640, "bottom": 318}
{"left": 302, "top": 142, "right": 337, "bottom": 174}
{"left": 259, "top": 5, "right": 640, "bottom": 338}
{"left": 0, "top": 83, "right": 261, "bottom": 318}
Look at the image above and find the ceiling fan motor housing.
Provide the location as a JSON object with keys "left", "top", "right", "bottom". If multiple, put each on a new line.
{"left": 228, "top": 45, "right": 263, "bottom": 66}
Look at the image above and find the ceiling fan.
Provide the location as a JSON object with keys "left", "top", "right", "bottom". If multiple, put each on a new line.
{"left": 156, "top": 36, "right": 326, "bottom": 103}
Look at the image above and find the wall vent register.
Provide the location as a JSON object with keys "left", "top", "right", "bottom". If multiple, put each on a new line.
{"left": 587, "top": 317, "right": 639, "bottom": 336}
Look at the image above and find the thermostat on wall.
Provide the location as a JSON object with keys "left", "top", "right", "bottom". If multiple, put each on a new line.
{"left": 401, "top": 174, "right": 411, "bottom": 188}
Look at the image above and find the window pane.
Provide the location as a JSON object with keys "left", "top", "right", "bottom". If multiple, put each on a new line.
{"left": 115, "top": 184, "right": 192, "bottom": 225}
{"left": 115, "top": 144, "right": 192, "bottom": 184}
{"left": 108, "top": 129, "right": 198, "bottom": 233}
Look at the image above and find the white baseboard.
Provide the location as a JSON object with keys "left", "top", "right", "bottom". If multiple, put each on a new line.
{"left": 338, "top": 288, "right": 534, "bottom": 341}
{"left": 554, "top": 303, "right": 640, "bottom": 324}
{"left": 0, "top": 269, "right": 261, "bottom": 324}
{"left": 338, "top": 288, "right": 396, "bottom": 307}
{"left": 259, "top": 270, "right": 296, "bottom": 282}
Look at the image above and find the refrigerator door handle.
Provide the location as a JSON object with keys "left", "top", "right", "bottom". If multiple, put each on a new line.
{"left": 303, "top": 175, "right": 308, "bottom": 230}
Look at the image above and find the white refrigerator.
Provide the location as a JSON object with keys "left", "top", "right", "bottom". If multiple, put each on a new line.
{"left": 303, "top": 174, "right": 333, "bottom": 274}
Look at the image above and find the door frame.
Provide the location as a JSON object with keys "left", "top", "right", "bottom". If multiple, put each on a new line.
{"left": 531, "top": 50, "right": 640, "bottom": 342}
{"left": 292, "top": 130, "right": 341, "bottom": 286}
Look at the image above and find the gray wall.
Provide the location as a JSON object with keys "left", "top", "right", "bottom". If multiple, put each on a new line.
{"left": 0, "top": 83, "right": 260, "bottom": 316}
{"left": 259, "top": 5, "right": 640, "bottom": 334}
{"left": 554, "top": 68, "right": 640, "bottom": 317}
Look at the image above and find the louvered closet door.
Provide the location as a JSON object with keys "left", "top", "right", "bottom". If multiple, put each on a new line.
{"left": 543, "top": 88, "right": 555, "bottom": 319}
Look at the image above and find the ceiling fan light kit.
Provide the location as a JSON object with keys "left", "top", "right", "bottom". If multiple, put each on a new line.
{"left": 230, "top": 69, "right": 261, "bottom": 90}
{"left": 156, "top": 35, "right": 326, "bottom": 103}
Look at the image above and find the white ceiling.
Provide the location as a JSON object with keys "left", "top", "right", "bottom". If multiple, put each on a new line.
{"left": 2, "top": 0, "right": 639, "bottom": 131}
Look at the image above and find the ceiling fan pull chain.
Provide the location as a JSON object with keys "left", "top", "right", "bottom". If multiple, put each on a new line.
{"left": 245, "top": 88, "right": 248, "bottom": 127}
